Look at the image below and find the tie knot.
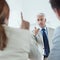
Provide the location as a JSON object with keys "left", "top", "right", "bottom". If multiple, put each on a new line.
{"left": 42, "top": 28, "right": 45, "bottom": 31}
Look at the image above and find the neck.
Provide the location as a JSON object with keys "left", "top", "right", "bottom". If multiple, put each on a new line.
{"left": 41, "top": 25, "right": 46, "bottom": 29}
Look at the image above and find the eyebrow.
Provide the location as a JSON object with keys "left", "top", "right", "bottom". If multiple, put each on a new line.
{"left": 37, "top": 18, "right": 43, "bottom": 20}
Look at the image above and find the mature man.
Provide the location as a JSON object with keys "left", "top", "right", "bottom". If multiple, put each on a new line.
{"left": 48, "top": 0, "right": 60, "bottom": 60}
{"left": 33, "top": 13, "right": 54, "bottom": 60}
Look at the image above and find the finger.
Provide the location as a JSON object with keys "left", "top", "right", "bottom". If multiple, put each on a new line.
{"left": 21, "top": 12, "right": 23, "bottom": 20}
{"left": 34, "top": 27, "right": 36, "bottom": 29}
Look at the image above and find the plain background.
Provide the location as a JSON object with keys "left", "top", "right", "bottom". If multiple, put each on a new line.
{"left": 6, "top": 0, "right": 60, "bottom": 30}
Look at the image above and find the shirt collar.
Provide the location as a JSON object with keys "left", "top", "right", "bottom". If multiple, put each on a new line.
{"left": 39, "top": 26, "right": 47, "bottom": 31}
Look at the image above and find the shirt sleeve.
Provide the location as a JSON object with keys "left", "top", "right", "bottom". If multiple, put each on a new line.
{"left": 28, "top": 33, "right": 42, "bottom": 60}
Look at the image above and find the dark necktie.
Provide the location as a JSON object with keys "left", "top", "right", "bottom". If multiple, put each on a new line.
{"left": 42, "top": 28, "right": 50, "bottom": 57}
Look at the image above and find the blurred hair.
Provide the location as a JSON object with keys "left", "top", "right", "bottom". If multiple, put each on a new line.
{"left": 0, "top": 0, "right": 9, "bottom": 50}
{"left": 50, "top": 0, "right": 60, "bottom": 9}
{"left": 37, "top": 13, "right": 45, "bottom": 17}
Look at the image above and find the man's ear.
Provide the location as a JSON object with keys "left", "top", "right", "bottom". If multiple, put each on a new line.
{"left": 45, "top": 18, "right": 46, "bottom": 22}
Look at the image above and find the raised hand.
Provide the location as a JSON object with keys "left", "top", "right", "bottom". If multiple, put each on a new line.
{"left": 21, "top": 12, "right": 23, "bottom": 21}
{"left": 20, "top": 12, "right": 30, "bottom": 30}
{"left": 34, "top": 27, "right": 39, "bottom": 36}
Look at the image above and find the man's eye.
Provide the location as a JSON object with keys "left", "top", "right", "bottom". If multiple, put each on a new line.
{"left": 37, "top": 19, "right": 39, "bottom": 21}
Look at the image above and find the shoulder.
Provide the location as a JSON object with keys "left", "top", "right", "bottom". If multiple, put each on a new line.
{"left": 5, "top": 25, "right": 29, "bottom": 33}
{"left": 47, "top": 27, "right": 54, "bottom": 33}
{"left": 47, "top": 27, "right": 54, "bottom": 31}
{"left": 53, "top": 27, "right": 60, "bottom": 37}
{"left": 4, "top": 25, "right": 31, "bottom": 37}
{"left": 4, "top": 26, "right": 34, "bottom": 45}
{"left": 52, "top": 26, "right": 60, "bottom": 44}
{"left": 55, "top": 27, "right": 60, "bottom": 33}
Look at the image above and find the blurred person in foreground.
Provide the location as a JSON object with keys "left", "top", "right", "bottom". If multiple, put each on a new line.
{"left": 48, "top": 0, "right": 60, "bottom": 60}
{"left": 0, "top": 0, "right": 41, "bottom": 60}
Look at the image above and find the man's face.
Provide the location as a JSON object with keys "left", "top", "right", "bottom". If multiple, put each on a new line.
{"left": 37, "top": 15, "right": 46, "bottom": 28}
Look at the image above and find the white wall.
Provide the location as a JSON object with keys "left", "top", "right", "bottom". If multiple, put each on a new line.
{"left": 6, "top": 0, "right": 22, "bottom": 28}
{"left": 6, "top": 0, "right": 60, "bottom": 30}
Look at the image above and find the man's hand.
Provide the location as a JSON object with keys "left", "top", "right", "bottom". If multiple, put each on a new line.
{"left": 34, "top": 27, "right": 39, "bottom": 36}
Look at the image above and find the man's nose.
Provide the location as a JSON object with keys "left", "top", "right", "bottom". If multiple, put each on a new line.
{"left": 39, "top": 20, "right": 42, "bottom": 23}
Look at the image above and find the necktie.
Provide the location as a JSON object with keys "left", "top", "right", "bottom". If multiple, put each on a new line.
{"left": 42, "top": 28, "right": 50, "bottom": 57}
